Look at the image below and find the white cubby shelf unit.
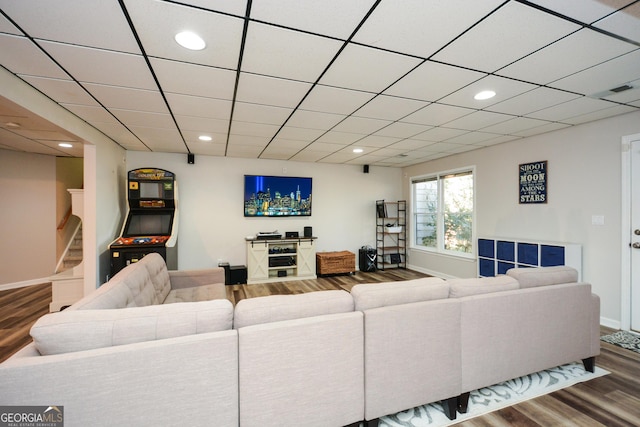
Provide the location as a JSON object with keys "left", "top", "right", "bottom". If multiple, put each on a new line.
{"left": 478, "top": 237, "right": 582, "bottom": 281}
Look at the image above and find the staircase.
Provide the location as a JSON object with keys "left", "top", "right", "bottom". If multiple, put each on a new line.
{"left": 61, "top": 224, "right": 83, "bottom": 271}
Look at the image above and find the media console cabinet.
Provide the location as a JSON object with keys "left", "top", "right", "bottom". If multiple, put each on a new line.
{"left": 245, "top": 237, "right": 317, "bottom": 284}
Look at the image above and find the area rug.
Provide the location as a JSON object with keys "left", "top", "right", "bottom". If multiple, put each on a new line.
{"left": 601, "top": 330, "right": 640, "bottom": 354}
{"left": 377, "top": 362, "right": 609, "bottom": 427}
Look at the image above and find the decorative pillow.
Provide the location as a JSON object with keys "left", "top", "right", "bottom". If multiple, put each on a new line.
{"left": 31, "top": 299, "right": 233, "bottom": 355}
{"left": 233, "top": 290, "right": 353, "bottom": 329}
{"left": 351, "top": 277, "right": 448, "bottom": 311}
{"left": 506, "top": 266, "right": 578, "bottom": 288}
{"left": 448, "top": 275, "right": 519, "bottom": 298}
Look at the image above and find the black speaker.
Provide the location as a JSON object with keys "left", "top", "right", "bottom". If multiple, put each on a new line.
{"left": 187, "top": 153, "right": 195, "bottom": 164}
{"left": 363, "top": 164, "right": 369, "bottom": 173}
{"left": 359, "top": 247, "right": 377, "bottom": 272}
{"left": 304, "top": 226, "right": 312, "bottom": 237}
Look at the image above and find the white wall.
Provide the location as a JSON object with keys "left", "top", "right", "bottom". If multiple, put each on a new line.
{"left": 0, "top": 150, "right": 56, "bottom": 285}
{"left": 403, "top": 110, "right": 640, "bottom": 327}
{"left": 127, "top": 152, "right": 403, "bottom": 269}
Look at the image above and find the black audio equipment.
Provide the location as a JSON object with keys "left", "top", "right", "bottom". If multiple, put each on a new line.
{"left": 304, "top": 226, "right": 312, "bottom": 238}
{"left": 363, "top": 164, "right": 369, "bottom": 173}
{"left": 359, "top": 247, "right": 377, "bottom": 272}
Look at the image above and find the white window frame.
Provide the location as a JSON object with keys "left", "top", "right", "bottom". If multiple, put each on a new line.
{"left": 410, "top": 166, "right": 476, "bottom": 259}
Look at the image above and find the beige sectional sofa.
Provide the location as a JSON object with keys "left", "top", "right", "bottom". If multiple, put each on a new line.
{"left": 0, "top": 258, "right": 600, "bottom": 427}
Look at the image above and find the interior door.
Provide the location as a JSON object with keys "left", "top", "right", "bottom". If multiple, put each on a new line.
{"left": 631, "top": 139, "right": 640, "bottom": 332}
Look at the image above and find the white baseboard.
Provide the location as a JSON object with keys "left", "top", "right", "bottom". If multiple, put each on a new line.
{"left": 406, "top": 264, "right": 458, "bottom": 280}
{"left": 0, "top": 277, "right": 51, "bottom": 291}
{"left": 600, "top": 317, "right": 621, "bottom": 330}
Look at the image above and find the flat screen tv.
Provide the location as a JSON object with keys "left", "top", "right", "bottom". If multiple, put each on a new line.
{"left": 244, "top": 175, "right": 312, "bottom": 217}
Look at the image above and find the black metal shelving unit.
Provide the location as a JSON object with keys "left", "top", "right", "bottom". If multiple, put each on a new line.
{"left": 376, "top": 199, "right": 406, "bottom": 270}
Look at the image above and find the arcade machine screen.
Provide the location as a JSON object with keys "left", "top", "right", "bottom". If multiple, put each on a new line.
{"left": 124, "top": 213, "right": 172, "bottom": 237}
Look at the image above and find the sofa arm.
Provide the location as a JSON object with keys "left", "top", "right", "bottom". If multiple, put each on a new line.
{"left": 169, "top": 267, "right": 225, "bottom": 289}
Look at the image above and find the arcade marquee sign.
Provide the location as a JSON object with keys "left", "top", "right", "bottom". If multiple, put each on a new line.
{"left": 519, "top": 160, "right": 547, "bottom": 204}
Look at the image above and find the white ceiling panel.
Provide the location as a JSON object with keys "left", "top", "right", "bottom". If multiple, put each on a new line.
{"left": 526, "top": 0, "right": 636, "bottom": 24}
{"left": 178, "top": 0, "right": 247, "bottom": 16}
{"left": 354, "top": 95, "right": 428, "bottom": 121}
{"left": 289, "top": 150, "right": 331, "bottom": 163}
{"left": 304, "top": 142, "right": 348, "bottom": 153}
{"left": 562, "top": 104, "right": 638, "bottom": 125}
{"left": 315, "top": 130, "right": 364, "bottom": 145}
{"left": 89, "top": 121, "right": 149, "bottom": 150}
{"left": 445, "top": 110, "right": 514, "bottom": 131}
{"left": 129, "top": 126, "right": 185, "bottom": 151}
{"left": 432, "top": 2, "right": 580, "bottom": 72}
{"left": 498, "top": 29, "right": 637, "bottom": 85}
{"left": 230, "top": 121, "right": 279, "bottom": 138}
{"left": 20, "top": 76, "right": 99, "bottom": 106}
{"left": 527, "top": 96, "right": 616, "bottom": 121}
{"left": 384, "top": 61, "right": 486, "bottom": 102}
{"left": 226, "top": 143, "right": 267, "bottom": 158}
{"left": 123, "top": 0, "right": 244, "bottom": 69}
{"left": 60, "top": 104, "right": 119, "bottom": 124}
{"left": 235, "top": 73, "right": 312, "bottom": 108}
{"left": 387, "top": 139, "right": 435, "bottom": 150}
{"left": 83, "top": 84, "right": 168, "bottom": 113}
{"left": 286, "top": 110, "right": 346, "bottom": 130}
{"left": 0, "top": 35, "right": 69, "bottom": 79}
{"left": 299, "top": 85, "right": 375, "bottom": 115}
{"left": 186, "top": 141, "right": 226, "bottom": 157}
{"left": 0, "top": 0, "right": 140, "bottom": 53}
{"left": 110, "top": 110, "right": 176, "bottom": 129}
{"left": 331, "top": 116, "right": 391, "bottom": 134}
{"left": 242, "top": 22, "right": 342, "bottom": 82}
{"left": 276, "top": 126, "right": 326, "bottom": 142}
{"left": 150, "top": 59, "right": 236, "bottom": 100}
{"left": 319, "top": 44, "right": 422, "bottom": 93}
{"left": 487, "top": 87, "right": 582, "bottom": 116}
{"left": 373, "top": 122, "right": 433, "bottom": 139}
{"left": 250, "top": 0, "right": 376, "bottom": 39}
{"left": 438, "top": 75, "right": 539, "bottom": 110}
{"left": 513, "top": 122, "right": 572, "bottom": 138}
{"left": 402, "top": 104, "right": 474, "bottom": 127}
{"left": 594, "top": 3, "right": 640, "bottom": 43}
{"left": 412, "top": 127, "right": 469, "bottom": 142}
{"left": 0, "top": 13, "right": 21, "bottom": 35}
{"left": 174, "top": 115, "right": 229, "bottom": 134}
{"left": 550, "top": 49, "right": 640, "bottom": 95}
{"left": 480, "top": 117, "right": 554, "bottom": 135}
{"left": 355, "top": 135, "right": 402, "bottom": 148}
{"left": 445, "top": 131, "right": 500, "bottom": 145}
{"left": 233, "top": 103, "right": 293, "bottom": 125}
{"left": 39, "top": 41, "right": 157, "bottom": 90}
{"left": 228, "top": 134, "right": 271, "bottom": 147}
{"left": 353, "top": 0, "right": 505, "bottom": 58}
{"left": 165, "top": 93, "right": 231, "bottom": 120}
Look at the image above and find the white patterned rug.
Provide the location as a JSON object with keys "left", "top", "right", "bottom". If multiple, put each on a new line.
{"left": 378, "top": 362, "right": 609, "bottom": 427}
{"left": 601, "top": 330, "right": 640, "bottom": 354}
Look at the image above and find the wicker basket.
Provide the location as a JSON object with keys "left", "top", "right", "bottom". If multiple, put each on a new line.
{"left": 316, "top": 251, "right": 355, "bottom": 275}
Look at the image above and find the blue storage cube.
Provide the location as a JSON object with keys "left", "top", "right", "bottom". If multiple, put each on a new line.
{"left": 478, "top": 239, "right": 495, "bottom": 258}
{"left": 517, "top": 242, "right": 538, "bottom": 266}
{"left": 497, "top": 261, "right": 515, "bottom": 275}
{"left": 497, "top": 240, "right": 515, "bottom": 262}
{"left": 541, "top": 245, "right": 564, "bottom": 266}
{"left": 479, "top": 258, "right": 495, "bottom": 277}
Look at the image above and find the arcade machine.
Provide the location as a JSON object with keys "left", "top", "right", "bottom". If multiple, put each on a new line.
{"left": 109, "top": 168, "right": 178, "bottom": 277}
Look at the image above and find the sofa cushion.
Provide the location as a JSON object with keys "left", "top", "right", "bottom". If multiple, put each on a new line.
{"left": 72, "top": 253, "right": 170, "bottom": 310}
{"left": 448, "top": 275, "right": 519, "bottom": 298}
{"left": 164, "top": 283, "right": 226, "bottom": 303}
{"left": 506, "top": 266, "right": 579, "bottom": 288}
{"left": 233, "top": 290, "right": 354, "bottom": 329}
{"left": 351, "top": 277, "right": 448, "bottom": 311}
{"left": 31, "top": 299, "right": 234, "bottom": 355}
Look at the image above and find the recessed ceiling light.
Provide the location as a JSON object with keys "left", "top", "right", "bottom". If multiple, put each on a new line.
{"left": 198, "top": 135, "right": 212, "bottom": 142}
{"left": 353, "top": 148, "right": 363, "bottom": 153}
{"left": 174, "top": 31, "right": 206, "bottom": 50}
{"left": 474, "top": 90, "right": 496, "bottom": 100}
{"left": 58, "top": 142, "right": 73, "bottom": 148}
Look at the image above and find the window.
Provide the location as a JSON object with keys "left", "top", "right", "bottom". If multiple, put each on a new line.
{"left": 411, "top": 168, "right": 474, "bottom": 256}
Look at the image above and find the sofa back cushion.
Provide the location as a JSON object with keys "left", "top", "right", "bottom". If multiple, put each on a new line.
{"left": 233, "top": 290, "right": 354, "bottom": 329}
{"left": 448, "top": 275, "right": 519, "bottom": 298}
{"left": 72, "top": 253, "right": 171, "bottom": 310}
{"left": 31, "top": 299, "right": 234, "bottom": 355}
{"left": 506, "top": 265, "right": 578, "bottom": 288}
{"left": 351, "top": 277, "right": 448, "bottom": 311}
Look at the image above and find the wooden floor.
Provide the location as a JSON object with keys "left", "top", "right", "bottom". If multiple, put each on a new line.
{"left": 1, "top": 272, "right": 639, "bottom": 426}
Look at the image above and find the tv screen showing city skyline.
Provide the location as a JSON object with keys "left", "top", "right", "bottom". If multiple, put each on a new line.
{"left": 244, "top": 175, "right": 312, "bottom": 217}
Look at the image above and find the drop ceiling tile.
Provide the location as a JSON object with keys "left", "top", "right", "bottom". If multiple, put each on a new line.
{"left": 39, "top": 41, "right": 157, "bottom": 90}
{"left": 0, "top": 130, "right": 66, "bottom": 155}
{"left": 276, "top": 126, "right": 326, "bottom": 142}
{"left": 286, "top": 110, "right": 346, "bottom": 130}
{"left": 12, "top": 128, "right": 77, "bottom": 141}
{"left": 110, "top": 109, "right": 175, "bottom": 129}
{"left": 228, "top": 134, "right": 271, "bottom": 147}
{"left": 60, "top": 104, "right": 118, "bottom": 123}
{"left": 438, "top": 76, "right": 539, "bottom": 109}
{"left": 354, "top": 95, "right": 428, "bottom": 121}
{"left": 130, "top": 126, "right": 185, "bottom": 152}
{"left": 315, "top": 130, "right": 364, "bottom": 144}
{"left": 182, "top": 131, "right": 227, "bottom": 146}
{"left": 387, "top": 139, "right": 435, "bottom": 150}
{"left": 370, "top": 147, "right": 412, "bottom": 157}
{"left": 230, "top": 121, "right": 280, "bottom": 138}
{"left": 549, "top": 49, "right": 640, "bottom": 95}
{"left": 267, "top": 138, "right": 310, "bottom": 150}
{"left": 498, "top": 29, "right": 637, "bottom": 85}
{"left": 356, "top": 135, "right": 402, "bottom": 148}
{"left": 445, "top": 110, "right": 514, "bottom": 132}
{"left": 242, "top": 22, "right": 342, "bottom": 82}
{"left": 299, "top": 85, "right": 375, "bottom": 115}
{"left": 0, "top": 13, "right": 22, "bottom": 35}
{"left": 412, "top": 127, "right": 469, "bottom": 142}
{"left": 0, "top": 35, "right": 69, "bottom": 79}
{"left": 289, "top": 150, "right": 331, "bottom": 162}
{"left": 331, "top": 116, "right": 390, "bottom": 134}
{"left": 445, "top": 131, "right": 501, "bottom": 145}
{"left": 562, "top": 104, "right": 638, "bottom": 125}
{"left": 432, "top": 2, "right": 580, "bottom": 72}
{"left": 594, "top": 3, "right": 640, "bottom": 43}
{"left": 384, "top": 61, "right": 486, "bottom": 102}
{"left": 150, "top": 58, "right": 236, "bottom": 100}
{"left": 83, "top": 83, "right": 168, "bottom": 113}
{"left": 251, "top": 0, "right": 375, "bottom": 39}
{"left": 20, "top": 76, "right": 98, "bottom": 106}
{"left": 487, "top": 87, "right": 582, "bottom": 116}
{"left": 527, "top": 96, "right": 615, "bottom": 121}
{"left": 401, "top": 103, "right": 474, "bottom": 126}
{"left": 512, "top": 122, "right": 572, "bottom": 137}
{"left": 165, "top": 93, "right": 232, "bottom": 120}
{"left": 235, "top": 73, "right": 312, "bottom": 108}
{"left": 177, "top": 0, "right": 247, "bottom": 16}
{"left": 526, "top": 0, "right": 635, "bottom": 24}
{"left": 123, "top": 0, "right": 244, "bottom": 69}
{"left": 174, "top": 115, "right": 229, "bottom": 134}
{"left": 318, "top": 150, "right": 363, "bottom": 164}
{"left": 304, "top": 141, "right": 348, "bottom": 153}
{"left": 480, "top": 117, "right": 554, "bottom": 135}
{"left": 319, "top": 44, "right": 422, "bottom": 93}
{"left": 89, "top": 121, "right": 149, "bottom": 150}
{"left": 353, "top": 0, "right": 504, "bottom": 58}
{"left": 373, "top": 122, "right": 433, "bottom": 139}
{"left": 476, "top": 135, "right": 521, "bottom": 147}
{"left": 188, "top": 141, "right": 227, "bottom": 157}
{"left": 0, "top": 0, "right": 140, "bottom": 53}
{"left": 233, "top": 103, "right": 293, "bottom": 125}
{"left": 226, "top": 143, "right": 268, "bottom": 158}
{"left": 601, "top": 79, "right": 640, "bottom": 103}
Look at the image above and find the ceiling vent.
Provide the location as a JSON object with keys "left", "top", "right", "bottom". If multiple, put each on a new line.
{"left": 589, "top": 83, "right": 636, "bottom": 99}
